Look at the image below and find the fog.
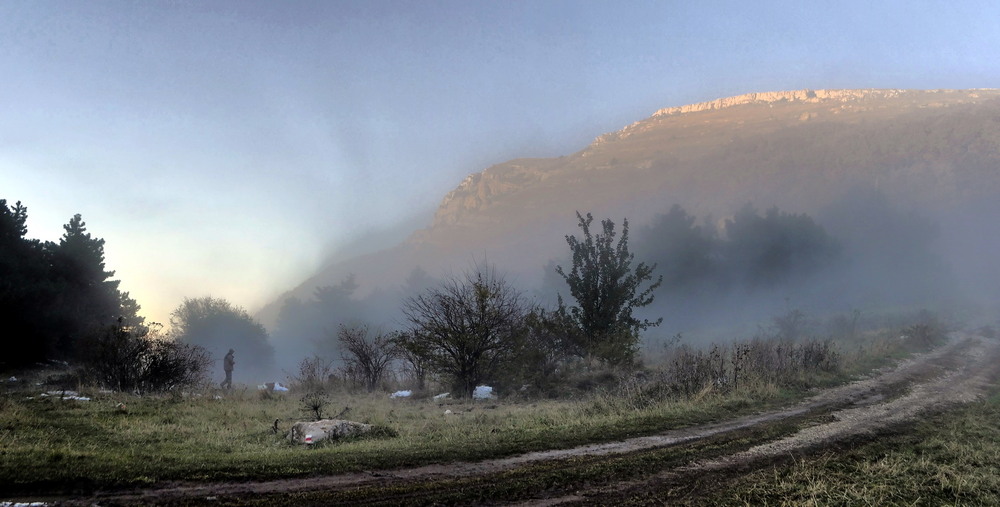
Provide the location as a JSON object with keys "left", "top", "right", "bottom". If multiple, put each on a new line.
{"left": 253, "top": 182, "right": 1000, "bottom": 380}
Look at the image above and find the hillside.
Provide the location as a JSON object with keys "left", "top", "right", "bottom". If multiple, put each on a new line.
{"left": 258, "top": 88, "right": 1000, "bottom": 328}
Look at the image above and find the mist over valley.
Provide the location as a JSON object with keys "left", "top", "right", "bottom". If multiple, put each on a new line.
{"left": 255, "top": 88, "right": 1000, "bottom": 376}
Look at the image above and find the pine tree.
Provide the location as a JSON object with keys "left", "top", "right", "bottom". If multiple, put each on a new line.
{"left": 49, "top": 214, "right": 129, "bottom": 357}
{"left": 0, "top": 200, "right": 54, "bottom": 367}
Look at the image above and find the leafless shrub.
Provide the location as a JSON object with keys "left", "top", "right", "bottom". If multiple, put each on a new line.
{"left": 288, "top": 355, "right": 337, "bottom": 420}
{"left": 402, "top": 263, "right": 531, "bottom": 398}
{"left": 289, "top": 355, "right": 336, "bottom": 393}
{"left": 659, "top": 336, "right": 839, "bottom": 399}
{"left": 336, "top": 325, "right": 399, "bottom": 392}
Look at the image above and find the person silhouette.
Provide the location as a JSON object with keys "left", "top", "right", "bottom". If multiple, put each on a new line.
{"left": 221, "top": 349, "right": 235, "bottom": 389}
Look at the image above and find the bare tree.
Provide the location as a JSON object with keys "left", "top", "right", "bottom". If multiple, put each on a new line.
{"left": 402, "top": 264, "right": 531, "bottom": 398}
{"left": 336, "top": 324, "right": 398, "bottom": 392}
{"left": 393, "top": 331, "right": 432, "bottom": 391}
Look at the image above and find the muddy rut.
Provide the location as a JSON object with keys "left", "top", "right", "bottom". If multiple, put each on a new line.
{"left": 52, "top": 332, "right": 1000, "bottom": 506}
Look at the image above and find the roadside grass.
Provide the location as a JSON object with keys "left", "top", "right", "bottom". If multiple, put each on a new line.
{"left": 0, "top": 321, "right": 946, "bottom": 497}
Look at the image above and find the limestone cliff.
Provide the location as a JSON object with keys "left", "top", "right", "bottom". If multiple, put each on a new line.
{"left": 429, "top": 88, "right": 1000, "bottom": 231}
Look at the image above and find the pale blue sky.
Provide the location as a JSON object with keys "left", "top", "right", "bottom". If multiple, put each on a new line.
{"left": 3, "top": 1, "right": 999, "bottom": 325}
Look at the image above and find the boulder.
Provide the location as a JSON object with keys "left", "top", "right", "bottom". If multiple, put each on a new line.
{"left": 287, "top": 419, "right": 373, "bottom": 445}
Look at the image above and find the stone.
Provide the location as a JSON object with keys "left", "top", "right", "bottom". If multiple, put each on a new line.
{"left": 287, "top": 419, "right": 373, "bottom": 445}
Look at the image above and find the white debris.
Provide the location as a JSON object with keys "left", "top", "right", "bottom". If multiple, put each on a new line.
{"left": 433, "top": 392, "right": 450, "bottom": 400}
{"left": 38, "top": 391, "right": 90, "bottom": 401}
{"left": 473, "top": 385, "right": 495, "bottom": 399}
{"left": 389, "top": 390, "right": 412, "bottom": 399}
{"left": 258, "top": 382, "right": 290, "bottom": 392}
{"left": 6, "top": 376, "right": 16, "bottom": 382}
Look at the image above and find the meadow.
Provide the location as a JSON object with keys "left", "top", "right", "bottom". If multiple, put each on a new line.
{"left": 0, "top": 315, "right": 945, "bottom": 500}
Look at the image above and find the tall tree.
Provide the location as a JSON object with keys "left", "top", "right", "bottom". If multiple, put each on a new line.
{"left": 556, "top": 212, "right": 662, "bottom": 365}
{"left": 636, "top": 204, "right": 715, "bottom": 291}
{"left": 722, "top": 204, "right": 839, "bottom": 287}
{"left": 0, "top": 203, "right": 142, "bottom": 367}
{"left": 0, "top": 200, "right": 54, "bottom": 367}
{"left": 49, "top": 214, "right": 140, "bottom": 358}
{"left": 271, "top": 275, "right": 363, "bottom": 370}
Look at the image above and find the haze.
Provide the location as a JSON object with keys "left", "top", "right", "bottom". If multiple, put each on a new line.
{"left": 3, "top": 1, "right": 1000, "bottom": 327}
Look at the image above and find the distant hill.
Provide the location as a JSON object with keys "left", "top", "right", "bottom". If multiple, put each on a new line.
{"left": 257, "top": 88, "right": 1000, "bottom": 328}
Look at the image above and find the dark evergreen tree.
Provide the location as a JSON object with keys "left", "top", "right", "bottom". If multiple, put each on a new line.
{"left": 47, "top": 214, "right": 133, "bottom": 358}
{"left": 271, "top": 275, "right": 364, "bottom": 371}
{"left": 0, "top": 200, "right": 55, "bottom": 368}
{"left": 1, "top": 201, "right": 143, "bottom": 368}
{"left": 636, "top": 204, "right": 715, "bottom": 291}
{"left": 722, "top": 204, "right": 839, "bottom": 287}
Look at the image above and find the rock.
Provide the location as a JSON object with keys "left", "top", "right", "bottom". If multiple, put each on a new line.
{"left": 389, "top": 390, "right": 412, "bottom": 398}
{"left": 433, "top": 392, "right": 450, "bottom": 400}
{"left": 288, "top": 419, "right": 373, "bottom": 445}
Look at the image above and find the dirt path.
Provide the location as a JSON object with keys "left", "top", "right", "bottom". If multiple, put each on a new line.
{"left": 53, "top": 332, "right": 1000, "bottom": 506}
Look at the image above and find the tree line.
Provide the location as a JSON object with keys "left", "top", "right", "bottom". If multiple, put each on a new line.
{"left": 5, "top": 192, "right": 931, "bottom": 399}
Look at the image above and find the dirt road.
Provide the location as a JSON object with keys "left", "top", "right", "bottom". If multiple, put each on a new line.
{"left": 54, "top": 331, "right": 1000, "bottom": 506}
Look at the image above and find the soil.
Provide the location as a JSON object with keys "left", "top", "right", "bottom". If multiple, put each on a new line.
{"left": 45, "top": 331, "right": 1000, "bottom": 506}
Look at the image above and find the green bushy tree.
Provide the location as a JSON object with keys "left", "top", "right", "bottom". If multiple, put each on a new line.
{"left": 556, "top": 212, "right": 662, "bottom": 365}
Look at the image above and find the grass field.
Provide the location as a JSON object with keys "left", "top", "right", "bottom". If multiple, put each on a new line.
{"left": 0, "top": 319, "right": 953, "bottom": 499}
{"left": 687, "top": 391, "right": 1000, "bottom": 506}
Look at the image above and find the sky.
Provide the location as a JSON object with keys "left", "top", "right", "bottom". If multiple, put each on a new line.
{"left": 3, "top": 0, "right": 1000, "bottom": 327}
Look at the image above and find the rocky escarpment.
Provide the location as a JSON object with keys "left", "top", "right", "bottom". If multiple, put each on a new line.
{"left": 651, "top": 88, "right": 904, "bottom": 116}
{"left": 432, "top": 160, "right": 552, "bottom": 227}
{"left": 430, "top": 88, "right": 1000, "bottom": 230}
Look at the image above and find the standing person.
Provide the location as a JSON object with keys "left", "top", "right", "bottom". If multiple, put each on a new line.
{"left": 221, "top": 349, "right": 235, "bottom": 389}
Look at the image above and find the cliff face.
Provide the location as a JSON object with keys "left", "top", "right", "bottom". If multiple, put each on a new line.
{"left": 650, "top": 89, "right": 903, "bottom": 116}
{"left": 427, "top": 88, "right": 1000, "bottom": 234}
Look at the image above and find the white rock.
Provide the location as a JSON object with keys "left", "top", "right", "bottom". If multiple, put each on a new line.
{"left": 433, "top": 392, "right": 450, "bottom": 400}
{"left": 287, "top": 419, "right": 373, "bottom": 444}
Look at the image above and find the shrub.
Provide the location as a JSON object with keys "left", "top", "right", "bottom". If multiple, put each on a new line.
{"left": 79, "top": 321, "right": 210, "bottom": 393}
